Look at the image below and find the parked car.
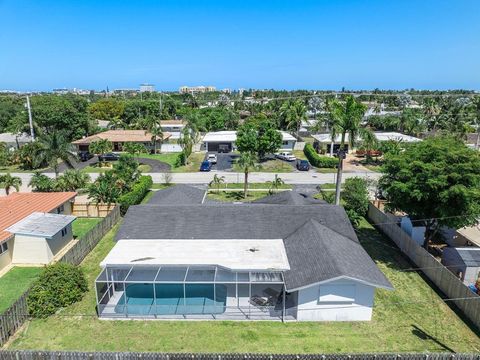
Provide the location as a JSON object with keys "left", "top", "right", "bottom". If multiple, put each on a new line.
{"left": 98, "top": 152, "right": 120, "bottom": 162}
{"left": 296, "top": 159, "right": 310, "bottom": 171}
{"left": 276, "top": 152, "right": 297, "bottom": 161}
{"left": 200, "top": 160, "right": 212, "bottom": 172}
{"left": 207, "top": 154, "right": 217, "bottom": 164}
{"left": 78, "top": 151, "right": 93, "bottom": 162}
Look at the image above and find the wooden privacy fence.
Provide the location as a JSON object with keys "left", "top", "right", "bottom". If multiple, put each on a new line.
{"left": 72, "top": 202, "right": 116, "bottom": 218}
{"left": 368, "top": 203, "right": 480, "bottom": 330}
{"left": 0, "top": 206, "right": 121, "bottom": 347}
{"left": 0, "top": 352, "right": 479, "bottom": 360}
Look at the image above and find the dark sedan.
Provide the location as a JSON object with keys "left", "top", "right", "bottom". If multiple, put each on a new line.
{"left": 296, "top": 159, "right": 310, "bottom": 171}
{"left": 98, "top": 152, "right": 120, "bottom": 162}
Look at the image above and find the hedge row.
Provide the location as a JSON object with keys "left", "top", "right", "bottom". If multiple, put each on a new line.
{"left": 303, "top": 143, "right": 338, "bottom": 168}
{"left": 118, "top": 175, "right": 153, "bottom": 215}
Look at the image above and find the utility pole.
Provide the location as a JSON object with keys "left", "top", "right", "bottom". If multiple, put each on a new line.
{"left": 334, "top": 149, "right": 346, "bottom": 205}
{"left": 26, "top": 95, "right": 35, "bottom": 141}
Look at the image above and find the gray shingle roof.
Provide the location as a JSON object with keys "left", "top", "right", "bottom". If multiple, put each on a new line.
{"left": 116, "top": 204, "right": 392, "bottom": 290}
{"left": 147, "top": 185, "right": 207, "bottom": 205}
{"left": 253, "top": 191, "right": 327, "bottom": 205}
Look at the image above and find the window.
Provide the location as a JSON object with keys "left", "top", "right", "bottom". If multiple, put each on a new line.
{"left": 318, "top": 284, "right": 355, "bottom": 303}
{"left": 282, "top": 141, "right": 289, "bottom": 145}
{"left": 61, "top": 227, "right": 68, "bottom": 237}
{"left": 0, "top": 241, "right": 8, "bottom": 255}
{"left": 57, "top": 204, "right": 65, "bottom": 214}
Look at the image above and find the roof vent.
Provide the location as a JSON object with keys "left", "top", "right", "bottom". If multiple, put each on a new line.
{"left": 248, "top": 247, "right": 259, "bottom": 253}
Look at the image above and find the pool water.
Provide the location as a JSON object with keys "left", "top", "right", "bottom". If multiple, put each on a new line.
{"left": 115, "top": 284, "right": 227, "bottom": 315}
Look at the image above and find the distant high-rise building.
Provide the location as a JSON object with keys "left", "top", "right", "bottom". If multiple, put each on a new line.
{"left": 140, "top": 84, "right": 155, "bottom": 92}
{"left": 179, "top": 85, "right": 216, "bottom": 94}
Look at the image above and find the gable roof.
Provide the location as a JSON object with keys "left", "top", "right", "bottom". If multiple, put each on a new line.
{"left": 72, "top": 130, "right": 171, "bottom": 145}
{"left": 0, "top": 192, "right": 77, "bottom": 242}
{"left": 283, "top": 219, "right": 392, "bottom": 290}
{"left": 115, "top": 204, "right": 392, "bottom": 290}
{"left": 253, "top": 191, "right": 327, "bottom": 205}
{"left": 148, "top": 185, "right": 207, "bottom": 205}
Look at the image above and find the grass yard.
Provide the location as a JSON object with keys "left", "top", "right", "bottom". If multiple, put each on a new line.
{"left": 82, "top": 163, "right": 151, "bottom": 173}
{"left": 208, "top": 182, "right": 292, "bottom": 190}
{"left": 233, "top": 159, "right": 294, "bottom": 173}
{"left": 6, "top": 220, "right": 480, "bottom": 353}
{"left": 138, "top": 152, "right": 205, "bottom": 173}
{"left": 72, "top": 218, "right": 102, "bottom": 239}
{"left": 206, "top": 190, "right": 271, "bottom": 203}
{"left": 138, "top": 153, "right": 180, "bottom": 167}
{"left": 0, "top": 267, "right": 43, "bottom": 313}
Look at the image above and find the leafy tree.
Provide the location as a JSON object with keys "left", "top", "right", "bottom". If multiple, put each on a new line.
{"left": 342, "top": 177, "right": 369, "bottom": 227}
{"left": 87, "top": 98, "right": 125, "bottom": 122}
{"left": 37, "top": 132, "right": 78, "bottom": 177}
{"left": 237, "top": 152, "right": 256, "bottom": 199}
{"left": 17, "top": 141, "right": 46, "bottom": 170}
{"left": 177, "top": 127, "right": 194, "bottom": 165}
{"left": 113, "top": 154, "right": 141, "bottom": 189}
{"left": 29, "top": 172, "right": 55, "bottom": 192}
{"left": 87, "top": 173, "right": 122, "bottom": 205}
{"left": 257, "top": 119, "right": 282, "bottom": 159}
{"left": 0, "top": 173, "right": 22, "bottom": 195}
{"left": 268, "top": 174, "right": 284, "bottom": 195}
{"left": 236, "top": 123, "right": 258, "bottom": 154}
{"left": 56, "top": 169, "right": 90, "bottom": 191}
{"left": 209, "top": 174, "right": 225, "bottom": 194}
{"left": 379, "top": 136, "right": 480, "bottom": 248}
{"left": 89, "top": 139, "right": 113, "bottom": 167}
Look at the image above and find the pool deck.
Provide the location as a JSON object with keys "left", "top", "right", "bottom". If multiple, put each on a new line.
{"left": 99, "top": 291, "right": 296, "bottom": 321}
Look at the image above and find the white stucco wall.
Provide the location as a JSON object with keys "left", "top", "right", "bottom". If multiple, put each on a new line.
{"left": 280, "top": 140, "right": 296, "bottom": 151}
{"left": 11, "top": 224, "right": 73, "bottom": 265}
{"left": 0, "top": 238, "right": 15, "bottom": 272}
{"left": 295, "top": 279, "right": 375, "bottom": 321}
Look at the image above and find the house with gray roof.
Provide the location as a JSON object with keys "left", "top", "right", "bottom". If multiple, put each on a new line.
{"left": 96, "top": 200, "right": 392, "bottom": 321}
{"left": 442, "top": 247, "right": 480, "bottom": 285}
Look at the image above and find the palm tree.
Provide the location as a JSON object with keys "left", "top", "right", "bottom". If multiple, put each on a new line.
{"left": 89, "top": 139, "right": 113, "bottom": 168}
{"left": 280, "top": 100, "right": 307, "bottom": 138}
{"left": 209, "top": 174, "right": 225, "bottom": 194}
{"left": 360, "top": 128, "right": 378, "bottom": 163}
{"left": 328, "top": 95, "right": 367, "bottom": 152}
{"left": 0, "top": 173, "right": 22, "bottom": 195}
{"left": 237, "top": 152, "right": 256, "bottom": 199}
{"left": 37, "top": 132, "right": 78, "bottom": 178}
{"left": 268, "top": 174, "right": 284, "bottom": 195}
{"left": 87, "top": 175, "right": 121, "bottom": 206}
{"left": 423, "top": 98, "right": 441, "bottom": 132}
{"left": 150, "top": 126, "right": 164, "bottom": 154}
{"left": 29, "top": 171, "right": 54, "bottom": 192}
{"left": 56, "top": 169, "right": 90, "bottom": 191}
{"left": 471, "top": 97, "right": 480, "bottom": 149}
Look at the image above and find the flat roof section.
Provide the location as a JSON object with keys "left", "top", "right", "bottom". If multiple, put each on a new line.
{"left": 7, "top": 212, "right": 76, "bottom": 239}
{"left": 101, "top": 239, "right": 290, "bottom": 271}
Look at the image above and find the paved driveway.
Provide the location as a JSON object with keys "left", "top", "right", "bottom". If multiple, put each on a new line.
{"left": 205, "top": 152, "right": 238, "bottom": 171}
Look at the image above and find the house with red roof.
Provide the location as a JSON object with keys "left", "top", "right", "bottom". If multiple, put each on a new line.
{"left": 0, "top": 192, "right": 77, "bottom": 274}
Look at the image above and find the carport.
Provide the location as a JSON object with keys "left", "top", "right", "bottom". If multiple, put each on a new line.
{"left": 203, "top": 131, "right": 236, "bottom": 153}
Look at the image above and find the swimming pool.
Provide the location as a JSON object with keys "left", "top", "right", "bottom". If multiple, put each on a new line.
{"left": 115, "top": 284, "right": 227, "bottom": 316}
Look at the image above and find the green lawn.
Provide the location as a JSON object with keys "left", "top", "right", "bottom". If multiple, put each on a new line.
{"left": 233, "top": 159, "right": 294, "bottom": 173}
{"left": 0, "top": 267, "right": 43, "bottom": 313}
{"left": 7, "top": 220, "right": 480, "bottom": 353}
{"left": 139, "top": 152, "right": 205, "bottom": 173}
{"left": 82, "top": 163, "right": 151, "bottom": 173}
{"left": 137, "top": 153, "right": 180, "bottom": 167}
{"left": 208, "top": 182, "right": 292, "bottom": 190}
{"left": 72, "top": 218, "right": 102, "bottom": 239}
{"left": 207, "top": 191, "right": 271, "bottom": 203}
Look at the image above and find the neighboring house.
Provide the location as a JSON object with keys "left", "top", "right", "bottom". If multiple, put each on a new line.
{"left": 442, "top": 247, "right": 480, "bottom": 285}
{"left": 160, "top": 120, "right": 185, "bottom": 135}
{"left": 312, "top": 132, "right": 421, "bottom": 154}
{"left": 0, "top": 192, "right": 77, "bottom": 273}
{"left": 0, "top": 132, "right": 32, "bottom": 150}
{"left": 454, "top": 224, "right": 480, "bottom": 247}
{"left": 202, "top": 131, "right": 296, "bottom": 153}
{"left": 72, "top": 130, "right": 172, "bottom": 153}
{"left": 400, "top": 217, "right": 426, "bottom": 246}
{"left": 95, "top": 187, "right": 392, "bottom": 321}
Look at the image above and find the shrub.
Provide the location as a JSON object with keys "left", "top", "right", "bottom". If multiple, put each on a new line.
{"left": 118, "top": 175, "right": 153, "bottom": 214}
{"left": 342, "top": 177, "right": 369, "bottom": 227}
{"left": 27, "top": 263, "right": 88, "bottom": 318}
{"left": 303, "top": 143, "right": 338, "bottom": 168}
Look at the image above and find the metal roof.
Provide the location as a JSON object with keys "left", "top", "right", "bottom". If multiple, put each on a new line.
{"left": 6, "top": 212, "right": 76, "bottom": 238}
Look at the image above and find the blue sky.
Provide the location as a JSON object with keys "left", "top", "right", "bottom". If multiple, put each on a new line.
{"left": 1, "top": 0, "right": 479, "bottom": 91}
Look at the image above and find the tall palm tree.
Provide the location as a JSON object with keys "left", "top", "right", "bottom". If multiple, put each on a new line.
{"left": 89, "top": 139, "right": 113, "bottom": 168}
{"left": 0, "top": 173, "right": 22, "bottom": 195}
{"left": 56, "top": 169, "right": 91, "bottom": 191}
{"left": 328, "top": 95, "right": 367, "bottom": 152}
{"left": 37, "top": 132, "right": 78, "bottom": 178}
{"left": 423, "top": 98, "right": 441, "bottom": 132}
{"left": 150, "top": 126, "right": 163, "bottom": 154}
{"left": 280, "top": 100, "right": 307, "bottom": 138}
{"left": 237, "top": 152, "right": 256, "bottom": 199}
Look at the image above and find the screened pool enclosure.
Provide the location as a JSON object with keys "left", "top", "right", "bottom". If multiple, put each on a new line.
{"left": 95, "top": 265, "right": 296, "bottom": 320}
